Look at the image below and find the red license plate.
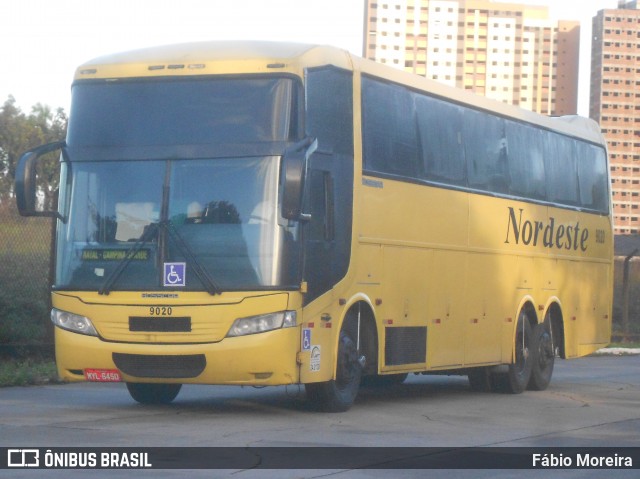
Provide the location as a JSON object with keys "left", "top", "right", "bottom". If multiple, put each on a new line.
{"left": 84, "top": 369, "right": 122, "bottom": 382}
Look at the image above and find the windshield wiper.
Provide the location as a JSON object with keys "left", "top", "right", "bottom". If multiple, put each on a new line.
{"left": 98, "top": 223, "right": 159, "bottom": 295}
{"left": 157, "top": 160, "right": 221, "bottom": 295}
{"left": 99, "top": 159, "right": 222, "bottom": 296}
{"left": 97, "top": 221, "right": 222, "bottom": 296}
{"left": 164, "top": 220, "right": 222, "bottom": 296}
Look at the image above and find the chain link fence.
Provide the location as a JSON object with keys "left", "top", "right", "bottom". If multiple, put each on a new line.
{"left": 613, "top": 256, "right": 640, "bottom": 342}
{"left": 0, "top": 201, "right": 54, "bottom": 350}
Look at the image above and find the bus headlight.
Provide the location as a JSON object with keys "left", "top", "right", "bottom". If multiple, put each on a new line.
{"left": 227, "top": 311, "right": 297, "bottom": 337}
{"left": 51, "top": 308, "right": 98, "bottom": 336}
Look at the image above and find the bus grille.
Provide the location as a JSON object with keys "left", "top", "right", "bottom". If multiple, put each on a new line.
{"left": 385, "top": 327, "right": 427, "bottom": 366}
{"left": 112, "top": 353, "right": 206, "bottom": 379}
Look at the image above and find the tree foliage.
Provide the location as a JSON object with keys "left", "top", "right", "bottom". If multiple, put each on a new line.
{"left": 0, "top": 96, "right": 67, "bottom": 209}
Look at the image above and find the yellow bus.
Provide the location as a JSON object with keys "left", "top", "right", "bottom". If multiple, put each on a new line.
{"left": 16, "top": 42, "right": 612, "bottom": 411}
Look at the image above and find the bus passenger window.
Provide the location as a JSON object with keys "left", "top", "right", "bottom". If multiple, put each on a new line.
{"left": 505, "top": 121, "right": 546, "bottom": 200}
{"left": 415, "top": 95, "right": 466, "bottom": 186}
{"left": 463, "top": 110, "right": 509, "bottom": 193}
{"left": 577, "top": 144, "right": 608, "bottom": 213}
{"left": 362, "top": 78, "right": 419, "bottom": 179}
{"left": 544, "top": 135, "right": 579, "bottom": 206}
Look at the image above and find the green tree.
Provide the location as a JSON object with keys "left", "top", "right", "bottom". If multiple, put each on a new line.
{"left": 0, "top": 96, "right": 67, "bottom": 209}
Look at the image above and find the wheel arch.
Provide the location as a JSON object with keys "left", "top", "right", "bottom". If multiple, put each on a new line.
{"left": 336, "top": 295, "right": 379, "bottom": 377}
{"left": 515, "top": 297, "right": 539, "bottom": 328}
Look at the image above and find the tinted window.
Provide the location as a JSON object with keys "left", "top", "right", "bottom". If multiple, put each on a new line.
{"left": 416, "top": 95, "right": 466, "bottom": 185}
{"left": 506, "top": 121, "right": 546, "bottom": 199}
{"left": 463, "top": 110, "right": 509, "bottom": 193}
{"left": 306, "top": 67, "right": 353, "bottom": 154}
{"left": 577, "top": 143, "right": 609, "bottom": 213}
{"left": 362, "top": 78, "right": 419, "bottom": 177}
{"left": 361, "top": 76, "right": 609, "bottom": 214}
{"left": 68, "top": 77, "right": 299, "bottom": 147}
{"left": 303, "top": 67, "right": 354, "bottom": 303}
{"left": 545, "top": 135, "right": 579, "bottom": 205}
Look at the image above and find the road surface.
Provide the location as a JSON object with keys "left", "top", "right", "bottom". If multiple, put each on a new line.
{"left": 1, "top": 354, "right": 638, "bottom": 478}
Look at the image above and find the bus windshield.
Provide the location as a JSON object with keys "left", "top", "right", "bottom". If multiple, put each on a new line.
{"left": 55, "top": 156, "right": 300, "bottom": 292}
{"left": 55, "top": 76, "right": 302, "bottom": 293}
{"left": 67, "top": 77, "right": 299, "bottom": 146}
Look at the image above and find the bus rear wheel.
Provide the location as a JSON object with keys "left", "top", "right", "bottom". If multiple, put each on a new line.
{"left": 126, "top": 382, "right": 182, "bottom": 404}
{"left": 305, "top": 328, "right": 362, "bottom": 412}
{"left": 528, "top": 321, "right": 555, "bottom": 391}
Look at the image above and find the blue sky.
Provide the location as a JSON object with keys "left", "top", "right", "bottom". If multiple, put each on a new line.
{"left": 0, "top": 0, "right": 619, "bottom": 115}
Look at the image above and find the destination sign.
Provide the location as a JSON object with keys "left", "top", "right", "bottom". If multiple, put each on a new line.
{"left": 80, "top": 249, "right": 150, "bottom": 261}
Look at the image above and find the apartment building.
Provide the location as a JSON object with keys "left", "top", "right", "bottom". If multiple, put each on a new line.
{"left": 364, "top": 0, "right": 580, "bottom": 116}
{"left": 590, "top": 1, "right": 640, "bottom": 235}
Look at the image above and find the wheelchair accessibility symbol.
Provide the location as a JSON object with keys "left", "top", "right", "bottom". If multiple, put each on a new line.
{"left": 163, "top": 262, "right": 186, "bottom": 287}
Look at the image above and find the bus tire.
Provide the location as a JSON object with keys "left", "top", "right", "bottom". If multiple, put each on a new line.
{"left": 305, "top": 329, "right": 362, "bottom": 412}
{"left": 528, "top": 322, "right": 555, "bottom": 391}
{"left": 495, "top": 311, "right": 533, "bottom": 394}
{"left": 126, "top": 382, "right": 182, "bottom": 404}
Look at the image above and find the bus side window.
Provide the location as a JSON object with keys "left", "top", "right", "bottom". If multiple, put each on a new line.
{"left": 307, "top": 169, "right": 334, "bottom": 242}
{"left": 463, "top": 110, "right": 509, "bottom": 194}
{"left": 305, "top": 66, "right": 353, "bottom": 155}
{"left": 415, "top": 95, "right": 466, "bottom": 186}
{"left": 304, "top": 66, "right": 354, "bottom": 303}
{"left": 544, "top": 134, "right": 579, "bottom": 206}
{"left": 577, "top": 144, "right": 609, "bottom": 213}
{"left": 362, "top": 77, "right": 419, "bottom": 179}
{"left": 505, "top": 121, "right": 546, "bottom": 200}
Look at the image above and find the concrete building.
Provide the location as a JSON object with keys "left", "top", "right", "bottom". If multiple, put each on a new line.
{"left": 363, "top": 0, "right": 580, "bottom": 116}
{"left": 590, "top": 1, "right": 640, "bottom": 235}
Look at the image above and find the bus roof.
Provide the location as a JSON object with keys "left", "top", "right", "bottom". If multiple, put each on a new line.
{"left": 75, "top": 41, "right": 605, "bottom": 147}
{"left": 74, "top": 41, "right": 353, "bottom": 81}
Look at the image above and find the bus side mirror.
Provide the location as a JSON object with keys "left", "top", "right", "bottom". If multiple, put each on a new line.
{"left": 15, "top": 141, "right": 66, "bottom": 218}
{"left": 281, "top": 138, "right": 317, "bottom": 221}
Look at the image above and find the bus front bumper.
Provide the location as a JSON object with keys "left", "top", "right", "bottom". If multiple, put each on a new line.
{"left": 54, "top": 326, "right": 301, "bottom": 386}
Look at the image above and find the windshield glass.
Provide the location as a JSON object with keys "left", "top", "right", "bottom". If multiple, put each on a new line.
{"left": 67, "top": 77, "right": 298, "bottom": 146}
{"left": 55, "top": 157, "right": 300, "bottom": 291}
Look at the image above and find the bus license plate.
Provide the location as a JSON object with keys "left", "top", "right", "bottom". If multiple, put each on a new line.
{"left": 84, "top": 369, "right": 122, "bottom": 382}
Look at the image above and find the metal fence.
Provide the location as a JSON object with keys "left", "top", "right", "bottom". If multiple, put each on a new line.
{"left": 0, "top": 201, "right": 54, "bottom": 348}
{"left": 613, "top": 257, "right": 640, "bottom": 342}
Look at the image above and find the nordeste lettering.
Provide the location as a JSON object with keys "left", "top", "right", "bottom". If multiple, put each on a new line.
{"left": 504, "top": 207, "right": 589, "bottom": 252}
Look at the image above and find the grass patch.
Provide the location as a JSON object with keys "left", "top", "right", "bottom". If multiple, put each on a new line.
{"left": 0, "top": 359, "right": 62, "bottom": 387}
{"left": 608, "top": 341, "right": 640, "bottom": 349}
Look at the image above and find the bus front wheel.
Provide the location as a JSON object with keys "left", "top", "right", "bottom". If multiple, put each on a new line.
{"left": 505, "top": 311, "right": 533, "bottom": 393}
{"left": 126, "top": 382, "right": 182, "bottom": 404}
{"left": 305, "top": 328, "right": 362, "bottom": 412}
{"left": 495, "top": 311, "right": 533, "bottom": 394}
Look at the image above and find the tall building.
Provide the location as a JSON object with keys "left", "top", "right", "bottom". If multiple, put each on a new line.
{"left": 363, "top": 0, "right": 580, "bottom": 116}
{"left": 590, "top": 1, "right": 640, "bottom": 235}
